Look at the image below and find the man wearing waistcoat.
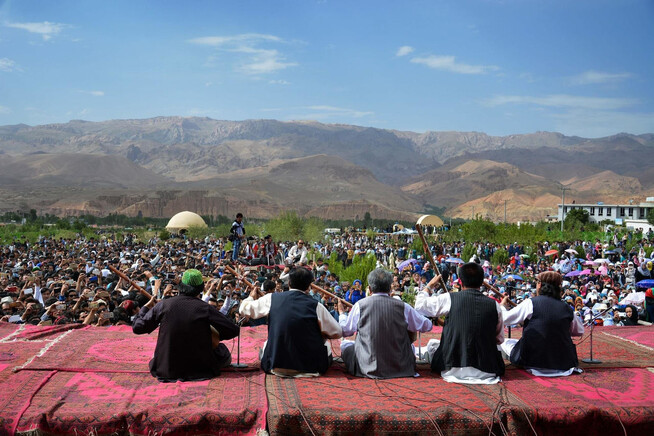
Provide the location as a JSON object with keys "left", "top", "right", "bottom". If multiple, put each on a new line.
{"left": 416, "top": 262, "right": 505, "bottom": 384}
{"left": 338, "top": 268, "right": 432, "bottom": 379}
{"left": 500, "top": 271, "right": 583, "bottom": 376}
{"left": 239, "top": 267, "right": 342, "bottom": 377}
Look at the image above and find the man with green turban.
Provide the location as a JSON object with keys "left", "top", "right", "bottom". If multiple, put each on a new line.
{"left": 133, "top": 269, "right": 239, "bottom": 382}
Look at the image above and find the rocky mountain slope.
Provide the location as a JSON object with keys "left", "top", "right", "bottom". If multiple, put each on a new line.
{"left": 0, "top": 117, "right": 651, "bottom": 221}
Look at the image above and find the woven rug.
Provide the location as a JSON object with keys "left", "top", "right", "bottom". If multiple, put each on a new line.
{"left": 22, "top": 325, "right": 268, "bottom": 373}
{"left": 266, "top": 365, "right": 654, "bottom": 436}
{"left": 266, "top": 367, "right": 534, "bottom": 436}
{"left": 0, "top": 341, "right": 57, "bottom": 435}
{"left": 13, "top": 323, "right": 86, "bottom": 341}
{"left": 600, "top": 325, "right": 654, "bottom": 349}
{"left": 574, "top": 328, "right": 654, "bottom": 368}
{"left": 503, "top": 367, "right": 654, "bottom": 436}
{"left": 15, "top": 370, "right": 268, "bottom": 436}
{"left": 0, "top": 323, "right": 20, "bottom": 341}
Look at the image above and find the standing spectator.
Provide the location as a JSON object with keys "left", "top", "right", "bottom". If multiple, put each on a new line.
{"left": 230, "top": 213, "right": 245, "bottom": 261}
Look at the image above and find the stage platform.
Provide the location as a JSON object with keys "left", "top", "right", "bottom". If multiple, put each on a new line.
{"left": 0, "top": 323, "right": 652, "bottom": 435}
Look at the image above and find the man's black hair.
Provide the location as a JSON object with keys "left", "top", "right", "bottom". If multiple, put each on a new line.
{"left": 262, "top": 279, "right": 276, "bottom": 293}
{"left": 288, "top": 267, "right": 314, "bottom": 291}
{"left": 457, "top": 262, "right": 484, "bottom": 289}
{"left": 180, "top": 283, "right": 203, "bottom": 297}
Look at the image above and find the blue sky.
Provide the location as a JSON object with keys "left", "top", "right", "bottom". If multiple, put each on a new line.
{"left": 0, "top": 0, "right": 652, "bottom": 137}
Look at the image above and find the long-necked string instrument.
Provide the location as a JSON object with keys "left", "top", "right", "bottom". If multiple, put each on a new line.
{"left": 415, "top": 218, "right": 449, "bottom": 292}
{"left": 483, "top": 279, "right": 517, "bottom": 307}
{"left": 310, "top": 283, "right": 352, "bottom": 308}
{"left": 108, "top": 265, "right": 152, "bottom": 299}
{"left": 483, "top": 279, "right": 517, "bottom": 338}
{"left": 109, "top": 265, "right": 223, "bottom": 348}
{"left": 223, "top": 265, "right": 256, "bottom": 290}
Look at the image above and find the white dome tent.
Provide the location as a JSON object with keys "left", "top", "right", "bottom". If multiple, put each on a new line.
{"left": 165, "top": 211, "right": 208, "bottom": 234}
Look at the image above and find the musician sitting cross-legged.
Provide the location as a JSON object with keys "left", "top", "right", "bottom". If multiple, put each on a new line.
{"left": 338, "top": 268, "right": 432, "bottom": 379}
{"left": 416, "top": 262, "right": 505, "bottom": 384}
{"left": 132, "top": 269, "right": 240, "bottom": 382}
{"left": 500, "top": 271, "right": 583, "bottom": 376}
{"left": 239, "top": 267, "right": 342, "bottom": 377}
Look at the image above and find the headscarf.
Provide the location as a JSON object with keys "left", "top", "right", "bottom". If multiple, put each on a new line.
{"left": 624, "top": 304, "right": 639, "bottom": 326}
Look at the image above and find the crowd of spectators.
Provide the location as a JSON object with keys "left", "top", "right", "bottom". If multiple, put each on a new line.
{"left": 1, "top": 228, "right": 652, "bottom": 329}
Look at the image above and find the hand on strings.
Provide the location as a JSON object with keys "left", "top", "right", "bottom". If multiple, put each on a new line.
{"left": 501, "top": 296, "right": 512, "bottom": 309}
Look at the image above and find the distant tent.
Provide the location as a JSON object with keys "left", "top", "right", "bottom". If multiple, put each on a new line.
{"left": 416, "top": 214, "right": 444, "bottom": 227}
{"left": 165, "top": 211, "right": 207, "bottom": 233}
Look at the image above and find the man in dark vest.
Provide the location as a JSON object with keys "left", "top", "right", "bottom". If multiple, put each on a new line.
{"left": 239, "top": 267, "right": 342, "bottom": 377}
{"left": 416, "top": 262, "right": 505, "bottom": 384}
{"left": 338, "top": 268, "right": 432, "bottom": 378}
{"left": 500, "top": 271, "right": 583, "bottom": 376}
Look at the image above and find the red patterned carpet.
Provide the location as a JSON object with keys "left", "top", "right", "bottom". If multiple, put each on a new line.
{"left": 600, "top": 325, "right": 654, "bottom": 349}
{"left": 0, "top": 324, "right": 652, "bottom": 435}
{"left": 0, "top": 322, "right": 19, "bottom": 340}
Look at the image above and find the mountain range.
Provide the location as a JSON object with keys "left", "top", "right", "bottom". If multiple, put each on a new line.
{"left": 0, "top": 117, "right": 651, "bottom": 223}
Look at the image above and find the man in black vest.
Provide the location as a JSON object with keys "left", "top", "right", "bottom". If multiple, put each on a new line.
{"left": 239, "top": 267, "right": 342, "bottom": 377}
{"left": 338, "top": 268, "right": 432, "bottom": 379}
{"left": 500, "top": 271, "right": 583, "bottom": 376}
{"left": 416, "top": 262, "right": 505, "bottom": 384}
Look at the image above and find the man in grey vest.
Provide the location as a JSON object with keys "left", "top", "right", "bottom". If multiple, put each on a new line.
{"left": 338, "top": 268, "right": 432, "bottom": 379}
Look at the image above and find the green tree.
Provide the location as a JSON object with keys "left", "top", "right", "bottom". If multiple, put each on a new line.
{"left": 647, "top": 211, "right": 654, "bottom": 227}
{"left": 564, "top": 209, "right": 590, "bottom": 230}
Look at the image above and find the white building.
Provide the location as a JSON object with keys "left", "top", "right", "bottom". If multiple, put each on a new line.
{"left": 557, "top": 197, "right": 654, "bottom": 230}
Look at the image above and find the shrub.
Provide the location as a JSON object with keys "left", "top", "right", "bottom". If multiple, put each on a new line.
{"left": 491, "top": 248, "right": 509, "bottom": 266}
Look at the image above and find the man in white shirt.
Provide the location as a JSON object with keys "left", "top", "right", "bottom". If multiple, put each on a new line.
{"left": 500, "top": 271, "right": 583, "bottom": 377}
{"left": 239, "top": 267, "right": 342, "bottom": 377}
{"left": 286, "top": 240, "right": 308, "bottom": 266}
{"left": 416, "top": 263, "right": 505, "bottom": 384}
{"left": 338, "top": 268, "right": 432, "bottom": 379}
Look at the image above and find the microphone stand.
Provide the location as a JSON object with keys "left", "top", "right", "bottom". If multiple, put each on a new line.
{"left": 581, "top": 306, "right": 612, "bottom": 364}
{"left": 231, "top": 317, "right": 248, "bottom": 368}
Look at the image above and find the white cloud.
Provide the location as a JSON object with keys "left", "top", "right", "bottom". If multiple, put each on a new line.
{"left": 483, "top": 94, "right": 637, "bottom": 110}
{"left": 233, "top": 47, "right": 297, "bottom": 74}
{"left": 187, "top": 33, "right": 282, "bottom": 46}
{"left": 396, "top": 46, "right": 414, "bottom": 57}
{"left": 0, "top": 58, "right": 17, "bottom": 72}
{"left": 0, "top": 105, "right": 9, "bottom": 114}
{"left": 78, "top": 90, "right": 104, "bottom": 97}
{"left": 269, "top": 79, "right": 290, "bottom": 85}
{"left": 290, "top": 105, "right": 374, "bottom": 120}
{"left": 410, "top": 55, "right": 499, "bottom": 74}
{"left": 569, "top": 70, "right": 633, "bottom": 85}
{"left": 188, "top": 33, "right": 296, "bottom": 75}
{"left": 5, "top": 21, "right": 67, "bottom": 40}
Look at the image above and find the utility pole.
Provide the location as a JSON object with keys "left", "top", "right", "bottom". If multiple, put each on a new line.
{"left": 560, "top": 186, "right": 570, "bottom": 232}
